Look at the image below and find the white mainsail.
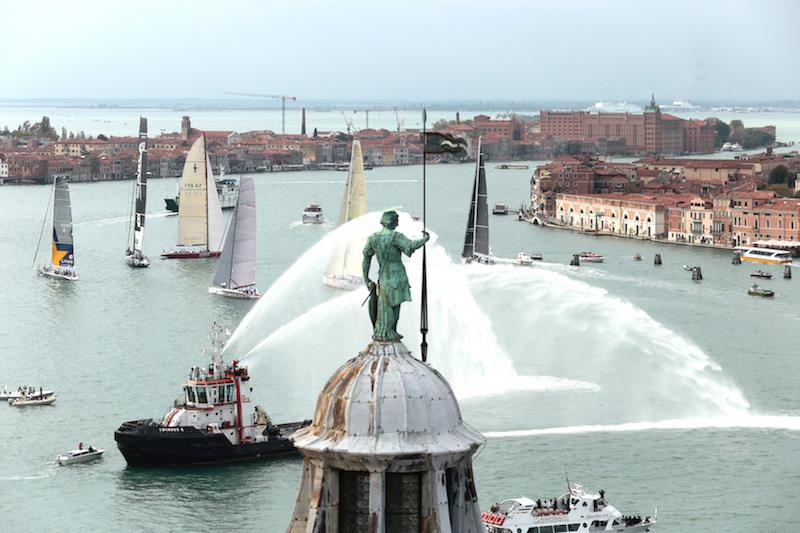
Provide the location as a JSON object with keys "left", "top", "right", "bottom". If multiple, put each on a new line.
{"left": 177, "top": 135, "right": 225, "bottom": 251}
{"left": 324, "top": 140, "right": 368, "bottom": 288}
{"left": 178, "top": 136, "right": 210, "bottom": 247}
{"left": 212, "top": 177, "right": 256, "bottom": 290}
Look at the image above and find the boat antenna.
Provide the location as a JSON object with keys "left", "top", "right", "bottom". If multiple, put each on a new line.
{"left": 566, "top": 471, "right": 572, "bottom": 495}
{"left": 32, "top": 177, "right": 57, "bottom": 268}
{"left": 420, "top": 108, "right": 429, "bottom": 363}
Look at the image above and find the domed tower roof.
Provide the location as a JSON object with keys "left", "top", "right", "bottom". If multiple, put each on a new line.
{"left": 292, "top": 341, "right": 485, "bottom": 459}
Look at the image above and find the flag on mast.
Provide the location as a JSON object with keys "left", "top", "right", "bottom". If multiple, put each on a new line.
{"left": 424, "top": 132, "right": 468, "bottom": 156}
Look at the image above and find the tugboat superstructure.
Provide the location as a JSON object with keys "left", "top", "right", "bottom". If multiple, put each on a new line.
{"left": 115, "top": 323, "right": 309, "bottom": 466}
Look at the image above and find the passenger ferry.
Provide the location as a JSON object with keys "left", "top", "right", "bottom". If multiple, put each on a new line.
{"left": 483, "top": 484, "right": 656, "bottom": 533}
{"left": 302, "top": 202, "right": 324, "bottom": 224}
{"left": 114, "top": 323, "right": 310, "bottom": 466}
{"left": 734, "top": 246, "right": 792, "bottom": 264}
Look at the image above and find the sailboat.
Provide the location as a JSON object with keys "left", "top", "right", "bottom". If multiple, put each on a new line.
{"left": 208, "top": 177, "right": 260, "bottom": 299}
{"left": 161, "top": 135, "right": 225, "bottom": 259}
{"left": 323, "top": 140, "right": 368, "bottom": 289}
{"left": 35, "top": 177, "right": 79, "bottom": 280}
{"left": 462, "top": 139, "right": 494, "bottom": 264}
{"left": 126, "top": 117, "right": 150, "bottom": 267}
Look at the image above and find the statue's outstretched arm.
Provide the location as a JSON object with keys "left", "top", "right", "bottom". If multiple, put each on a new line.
{"left": 396, "top": 231, "right": 430, "bottom": 257}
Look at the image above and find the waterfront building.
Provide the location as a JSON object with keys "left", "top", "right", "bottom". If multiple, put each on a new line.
{"left": 731, "top": 190, "right": 800, "bottom": 245}
{"left": 665, "top": 196, "right": 718, "bottom": 245}
{"left": 555, "top": 193, "right": 667, "bottom": 238}
{"left": 540, "top": 94, "right": 718, "bottom": 156}
{"left": 0, "top": 155, "right": 8, "bottom": 180}
{"left": 634, "top": 157, "right": 761, "bottom": 184}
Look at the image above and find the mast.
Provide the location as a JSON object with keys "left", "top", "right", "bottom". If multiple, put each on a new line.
{"left": 33, "top": 178, "right": 56, "bottom": 268}
{"left": 131, "top": 117, "right": 148, "bottom": 253}
{"left": 204, "top": 135, "right": 210, "bottom": 249}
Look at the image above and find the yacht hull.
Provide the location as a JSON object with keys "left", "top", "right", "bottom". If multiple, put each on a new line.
{"left": 323, "top": 274, "right": 363, "bottom": 290}
{"left": 208, "top": 286, "right": 261, "bottom": 299}
{"left": 114, "top": 419, "right": 308, "bottom": 466}
{"left": 160, "top": 250, "right": 221, "bottom": 259}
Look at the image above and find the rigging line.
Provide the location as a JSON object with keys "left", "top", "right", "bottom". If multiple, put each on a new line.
{"left": 32, "top": 178, "right": 56, "bottom": 268}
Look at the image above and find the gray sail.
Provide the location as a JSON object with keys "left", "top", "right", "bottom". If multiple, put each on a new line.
{"left": 462, "top": 147, "right": 489, "bottom": 258}
{"left": 51, "top": 178, "right": 75, "bottom": 267}
{"left": 132, "top": 117, "right": 148, "bottom": 253}
{"left": 212, "top": 177, "right": 256, "bottom": 289}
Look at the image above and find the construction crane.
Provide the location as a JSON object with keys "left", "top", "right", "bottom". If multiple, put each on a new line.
{"left": 225, "top": 92, "right": 297, "bottom": 134}
{"left": 339, "top": 111, "right": 356, "bottom": 134}
{"left": 352, "top": 108, "right": 395, "bottom": 130}
{"left": 393, "top": 107, "right": 404, "bottom": 132}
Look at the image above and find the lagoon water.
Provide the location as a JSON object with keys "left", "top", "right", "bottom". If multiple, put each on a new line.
{"left": 1, "top": 107, "right": 800, "bottom": 531}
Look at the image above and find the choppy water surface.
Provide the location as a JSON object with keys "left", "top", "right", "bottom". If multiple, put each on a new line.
{"left": 2, "top": 147, "right": 800, "bottom": 530}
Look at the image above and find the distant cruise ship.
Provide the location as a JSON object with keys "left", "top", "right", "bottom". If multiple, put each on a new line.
{"left": 587, "top": 101, "right": 643, "bottom": 114}
{"left": 659, "top": 100, "right": 702, "bottom": 112}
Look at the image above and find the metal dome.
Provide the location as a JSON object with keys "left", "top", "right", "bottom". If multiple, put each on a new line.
{"left": 291, "top": 340, "right": 485, "bottom": 458}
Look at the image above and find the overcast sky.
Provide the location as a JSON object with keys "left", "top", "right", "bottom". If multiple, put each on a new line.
{"left": 2, "top": 0, "right": 798, "bottom": 102}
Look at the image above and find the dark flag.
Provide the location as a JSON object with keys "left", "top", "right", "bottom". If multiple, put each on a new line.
{"left": 424, "top": 132, "right": 467, "bottom": 156}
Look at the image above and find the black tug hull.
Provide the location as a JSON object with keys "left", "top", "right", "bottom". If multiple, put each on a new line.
{"left": 114, "top": 419, "right": 308, "bottom": 467}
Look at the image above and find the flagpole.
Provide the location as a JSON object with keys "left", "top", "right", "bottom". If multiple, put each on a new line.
{"left": 420, "top": 108, "right": 429, "bottom": 363}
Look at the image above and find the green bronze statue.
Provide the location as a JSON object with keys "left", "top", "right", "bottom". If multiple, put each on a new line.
{"left": 363, "top": 210, "right": 430, "bottom": 341}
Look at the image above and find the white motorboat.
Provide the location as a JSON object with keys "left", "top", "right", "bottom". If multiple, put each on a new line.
{"left": 514, "top": 252, "right": 535, "bottom": 266}
{"left": 579, "top": 251, "right": 604, "bottom": 263}
{"left": 55, "top": 445, "right": 104, "bottom": 465}
{"left": 483, "top": 483, "right": 657, "bottom": 533}
{"left": 10, "top": 393, "right": 57, "bottom": 406}
{"left": 302, "top": 203, "right": 324, "bottom": 224}
{"left": 322, "top": 273, "right": 364, "bottom": 291}
{"left": 1, "top": 386, "right": 53, "bottom": 401}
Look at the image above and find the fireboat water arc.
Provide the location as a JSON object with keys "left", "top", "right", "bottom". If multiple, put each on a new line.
{"left": 114, "top": 323, "right": 310, "bottom": 466}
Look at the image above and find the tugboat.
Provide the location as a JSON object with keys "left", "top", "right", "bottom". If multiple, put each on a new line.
{"left": 482, "top": 483, "right": 657, "bottom": 532}
{"left": 579, "top": 251, "right": 604, "bottom": 263}
{"left": 114, "top": 323, "right": 310, "bottom": 466}
{"left": 302, "top": 202, "right": 324, "bottom": 224}
{"left": 750, "top": 270, "right": 773, "bottom": 279}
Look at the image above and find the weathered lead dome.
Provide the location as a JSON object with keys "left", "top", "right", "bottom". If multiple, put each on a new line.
{"left": 291, "top": 341, "right": 485, "bottom": 457}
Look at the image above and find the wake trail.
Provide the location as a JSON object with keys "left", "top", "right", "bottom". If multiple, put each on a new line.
{"left": 484, "top": 414, "right": 800, "bottom": 438}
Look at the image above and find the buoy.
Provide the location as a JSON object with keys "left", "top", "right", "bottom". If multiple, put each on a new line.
{"left": 784, "top": 265, "right": 792, "bottom": 279}
{"left": 692, "top": 266, "right": 703, "bottom": 281}
{"left": 654, "top": 254, "right": 662, "bottom": 265}
{"left": 570, "top": 254, "right": 580, "bottom": 266}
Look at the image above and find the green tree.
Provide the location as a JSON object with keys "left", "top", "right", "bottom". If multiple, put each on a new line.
{"left": 61, "top": 126, "right": 67, "bottom": 139}
{"left": 769, "top": 165, "right": 790, "bottom": 184}
{"left": 730, "top": 119, "right": 744, "bottom": 131}
{"left": 712, "top": 119, "right": 731, "bottom": 148}
{"left": 97, "top": 134, "right": 108, "bottom": 141}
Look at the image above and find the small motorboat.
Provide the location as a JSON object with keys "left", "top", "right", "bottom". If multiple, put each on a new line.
{"left": 514, "top": 252, "right": 534, "bottom": 266}
{"left": 633, "top": 254, "right": 642, "bottom": 261}
{"left": 748, "top": 284, "right": 774, "bottom": 298}
{"left": 750, "top": 270, "right": 773, "bottom": 279}
{"left": 1, "top": 386, "right": 53, "bottom": 401}
{"left": 492, "top": 203, "right": 509, "bottom": 215}
{"left": 9, "top": 393, "right": 57, "bottom": 406}
{"left": 579, "top": 251, "right": 604, "bottom": 263}
{"left": 55, "top": 444, "right": 104, "bottom": 465}
{"left": 683, "top": 265, "right": 694, "bottom": 271}
{"left": 302, "top": 203, "right": 324, "bottom": 224}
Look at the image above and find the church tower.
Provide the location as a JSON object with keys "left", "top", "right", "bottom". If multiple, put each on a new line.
{"left": 286, "top": 340, "right": 486, "bottom": 533}
{"left": 643, "top": 92, "right": 661, "bottom": 154}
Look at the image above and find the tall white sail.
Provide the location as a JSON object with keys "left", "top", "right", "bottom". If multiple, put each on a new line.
{"left": 336, "top": 140, "right": 367, "bottom": 226}
{"left": 177, "top": 136, "right": 210, "bottom": 247}
{"left": 131, "top": 117, "right": 148, "bottom": 254}
{"left": 212, "top": 177, "right": 256, "bottom": 289}
{"left": 324, "top": 141, "right": 368, "bottom": 289}
{"left": 205, "top": 151, "right": 225, "bottom": 253}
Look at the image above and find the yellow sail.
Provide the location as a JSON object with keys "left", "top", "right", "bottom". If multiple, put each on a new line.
{"left": 177, "top": 136, "right": 209, "bottom": 246}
